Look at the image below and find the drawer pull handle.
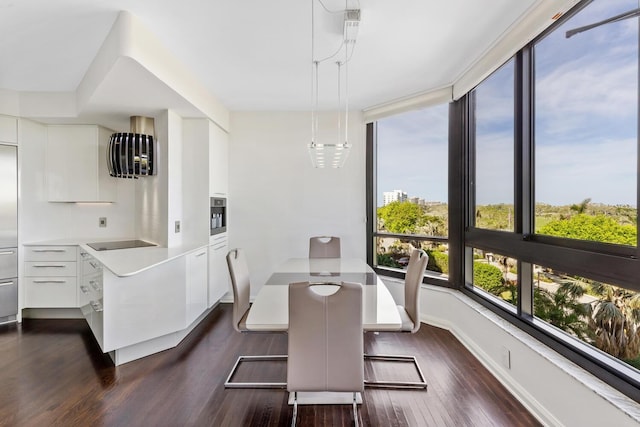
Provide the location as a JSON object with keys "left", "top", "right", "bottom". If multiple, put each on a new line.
{"left": 196, "top": 251, "right": 207, "bottom": 257}
{"left": 89, "top": 280, "right": 102, "bottom": 291}
{"left": 90, "top": 301, "right": 104, "bottom": 313}
{"left": 80, "top": 285, "right": 90, "bottom": 294}
{"left": 89, "top": 261, "right": 100, "bottom": 269}
{"left": 32, "top": 265, "right": 66, "bottom": 268}
{"left": 0, "top": 281, "right": 14, "bottom": 287}
{"left": 0, "top": 251, "right": 15, "bottom": 256}
{"left": 32, "top": 249, "right": 66, "bottom": 253}
{"left": 33, "top": 280, "right": 66, "bottom": 284}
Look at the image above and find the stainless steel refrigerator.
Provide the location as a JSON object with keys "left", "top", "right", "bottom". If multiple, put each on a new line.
{"left": 0, "top": 144, "right": 17, "bottom": 323}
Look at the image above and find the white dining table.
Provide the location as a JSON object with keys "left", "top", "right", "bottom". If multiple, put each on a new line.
{"left": 245, "top": 258, "right": 402, "bottom": 332}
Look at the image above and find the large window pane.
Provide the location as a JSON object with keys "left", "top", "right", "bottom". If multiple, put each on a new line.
{"left": 473, "top": 59, "right": 515, "bottom": 231}
{"left": 534, "top": 0, "right": 638, "bottom": 246}
{"left": 376, "top": 105, "right": 449, "bottom": 237}
{"left": 533, "top": 265, "right": 640, "bottom": 375}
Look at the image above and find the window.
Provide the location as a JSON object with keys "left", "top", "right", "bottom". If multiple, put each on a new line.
{"left": 473, "top": 59, "right": 515, "bottom": 232}
{"left": 459, "top": 0, "right": 640, "bottom": 399}
{"left": 534, "top": 0, "right": 638, "bottom": 246}
{"left": 532, "top": 265, "right": 640, "bottom": 374}
{"left": 371, "top": 104, "right": 449, "bottom": 280}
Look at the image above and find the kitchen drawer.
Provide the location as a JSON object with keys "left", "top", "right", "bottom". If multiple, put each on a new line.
{"left": 0, "top": 248, "right": 17, "bottom": 279}
{"left": 24, "top": 246, "right": 77, "bottom": 262}
{"left": 25, "top": 261, "right": 77, "bottom": 277}
{"left": 82, "top": 258, "right": 103, "bottom": 276}
{"left": 0, "top": 278, "right": 18, "bottom": 318}
{"left": 88, "top": 298, "right": 104, "bottom": 351}
{"left": 24, "top": 277, "right": 77, "bottom": 307}
{"left": 79, "top": 273, "right": 102, "bottom": 306}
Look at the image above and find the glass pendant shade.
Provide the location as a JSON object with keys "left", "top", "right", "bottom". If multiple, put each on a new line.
{"left": 308, "top": 142, "right": 351, "bottom": 168}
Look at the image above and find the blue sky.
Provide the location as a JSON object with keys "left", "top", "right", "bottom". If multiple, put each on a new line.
{"left": 377, "top": 0, "right": 637, "bottom": 208}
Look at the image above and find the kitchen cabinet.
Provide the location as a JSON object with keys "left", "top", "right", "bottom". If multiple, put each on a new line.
{"left": 208, "top": 233, "right": 229, "bottom": 307}
{"left": 186, "top": 248, "right": 208, "bottom": 326}
{"left": 46, "top": 125, "right": 117, "bottom": 202}
{"left": 0, "top": 116, "right": 17, "bottom": 144}
{"left": 209, "top": 122, "right": 228, "bottom": 197}
{"left": 23, "top": 245, "right": 78, "bottom": 308}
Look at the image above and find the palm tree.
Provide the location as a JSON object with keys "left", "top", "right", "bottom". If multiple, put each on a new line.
{"left": 587, "top": 282, "right": 640, "bottom": 360}
{"left": 570, "top": 197, "right": 591, "bottom": 215}
{"left": 534, "top": 280, "right": 591, "bottom": 341}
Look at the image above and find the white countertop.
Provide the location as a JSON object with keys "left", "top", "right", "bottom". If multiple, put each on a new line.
{"left": 24, "top": 238, "right": 209, "bottom": 277}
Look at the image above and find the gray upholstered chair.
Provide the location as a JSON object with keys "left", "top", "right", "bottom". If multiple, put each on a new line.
{"left": 224, "top": 248, "right": 286, "bottom": 388}
{"left": 365, "top": 248, "right": 429, "bottom": 389}
{"left": 287, "top": 281, "right": 363, "bottom": 427}
{"left": 308, "top": 236, "right": 341, "bottom": 258}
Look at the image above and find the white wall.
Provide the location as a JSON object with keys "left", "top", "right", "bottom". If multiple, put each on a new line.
{"left": 229, "top": 111, "right": 366, "bottom": 294}
{"left": 18, "top": 118, "right": 136, "bottom": 243}
{"left": 181, "top": 119, "right": 210, "bottom": 247}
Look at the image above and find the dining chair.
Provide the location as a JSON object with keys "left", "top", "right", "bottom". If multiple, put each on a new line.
{"left": 224, "top": 248, "right": 287, "bottom": 389}
{"left": 364, "top": 248, "right": 429, "bottom": 389}
{"left": 288, "top": 281, "right": 364, "bottom": 427}
{"left": 309, "top": 236, "right": 341, "bottom": 258}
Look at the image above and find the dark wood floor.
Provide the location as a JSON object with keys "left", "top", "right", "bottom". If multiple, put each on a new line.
{"left": 0, "top": 304, "right": 541, "bottom": 426}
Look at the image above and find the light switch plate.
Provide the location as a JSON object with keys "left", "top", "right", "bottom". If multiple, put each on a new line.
{"left": 99, "top": 217, "right": 107, "bottom": 228}
{"left": 175, "top": 220, "right": 181, "bottom": 233}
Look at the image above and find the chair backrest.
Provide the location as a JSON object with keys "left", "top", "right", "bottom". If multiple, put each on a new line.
{"left": 404, "top": 249, "right": 429, "bottom": 333}
{"left": 309, "top": 236, "right": 341, "bottom": 258}
{"left": 226, "top": 248, "right": 251, "bottom": 333}
{"left": 287, "top": 281, "right": 364, "bottom": 393}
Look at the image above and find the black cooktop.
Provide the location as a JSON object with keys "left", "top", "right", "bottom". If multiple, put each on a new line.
{"left": 87, "top": 240, "right": 157, "bottom": 251}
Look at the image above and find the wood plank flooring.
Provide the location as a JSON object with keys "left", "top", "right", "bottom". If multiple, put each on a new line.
{"left": 0, "top": 304, "right": 541, "bottom": 426}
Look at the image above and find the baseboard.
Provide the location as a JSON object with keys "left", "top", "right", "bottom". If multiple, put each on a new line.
{"left": 420, "top": 287, "right": 563, "bottom": 427}
{"left": 22, "top": 308, "right": 83, "bottom": 319}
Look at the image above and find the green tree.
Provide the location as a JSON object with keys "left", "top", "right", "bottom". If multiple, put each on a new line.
{"left": 587, "top": 281, "right": 640, "bottom": 360}
{"left": 473, "top": 262, "right": 503, "bottom": 292}
{"left": 570, "top": 198, "right": 591, "bottom": 214}
{"left": 377, "top": 201, "right": 427, "bottom": 234}
{"left": 538, "top": 214, "right": 636, "bottom": 246}
{"left": 534, "top": 280, "right": 591, "bottom": 341}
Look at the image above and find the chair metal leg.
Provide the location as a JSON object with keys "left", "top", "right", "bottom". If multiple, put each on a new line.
{"left": 352, "top": 392, "right": 359, "bottom": 427}
{"left": 224, "top": 355, "right": 288, "bottom": 389}
{"left": 364, "top": 353, "right": 428, "bottom": 389}
{"left": 291, "top": 392, "right": 298, "bottom": 427}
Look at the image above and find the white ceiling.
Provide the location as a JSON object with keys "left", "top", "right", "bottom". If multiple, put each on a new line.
{"left": 0, "top": 0, "right": 543, "bottom": 113}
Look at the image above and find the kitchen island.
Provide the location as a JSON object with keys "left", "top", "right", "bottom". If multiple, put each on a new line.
{"left": 23, "top": 238, "right": 228, "bottom": 365}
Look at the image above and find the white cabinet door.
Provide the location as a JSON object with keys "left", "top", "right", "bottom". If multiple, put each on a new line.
{"left": 209, "top": 122, "right": 228, "bottom": 197}
{"left": 208, "top": 234, "right": 229, "bottom": 307}
{"left": 46, "top": 125, "right": 116, "bottom": 202}
{"left": 186, "top": 248, "right": 208, "bottom": 326}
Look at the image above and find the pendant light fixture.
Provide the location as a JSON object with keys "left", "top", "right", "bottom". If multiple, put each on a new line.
{"left": 308, "top": 1, "right": 360, "bottom": 168}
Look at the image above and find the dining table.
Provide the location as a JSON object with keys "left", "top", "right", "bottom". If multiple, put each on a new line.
{"left": 244, "top": 257, "right": 402, "bottom": 405}
{"left": 245, "top": 257, "right": 402, "bottom": 332}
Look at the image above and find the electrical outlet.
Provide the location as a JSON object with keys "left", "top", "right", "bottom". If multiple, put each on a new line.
{"left": 99, "top": 217, "right": 107, "bottom": 228}
{"left": 500, "top": 346, "right": 511, "bottom": 370}
{"left": 175, "top": 220, "right": 181, "bottom": 233}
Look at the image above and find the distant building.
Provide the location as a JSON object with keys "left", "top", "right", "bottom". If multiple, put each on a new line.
{"left": 409, "top": 197, "right": 426, "bottom": 206}
{"left": 383, "top": 190, "right": 407, "bottom": 206}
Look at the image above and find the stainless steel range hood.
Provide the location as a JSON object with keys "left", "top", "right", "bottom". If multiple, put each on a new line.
{"left": 107, "top": 116, "right": 156, "bottom": 178}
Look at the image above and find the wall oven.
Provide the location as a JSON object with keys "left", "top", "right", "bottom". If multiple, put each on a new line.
{"left": 210, "top": 197, "right": 226, "bottom": 235}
